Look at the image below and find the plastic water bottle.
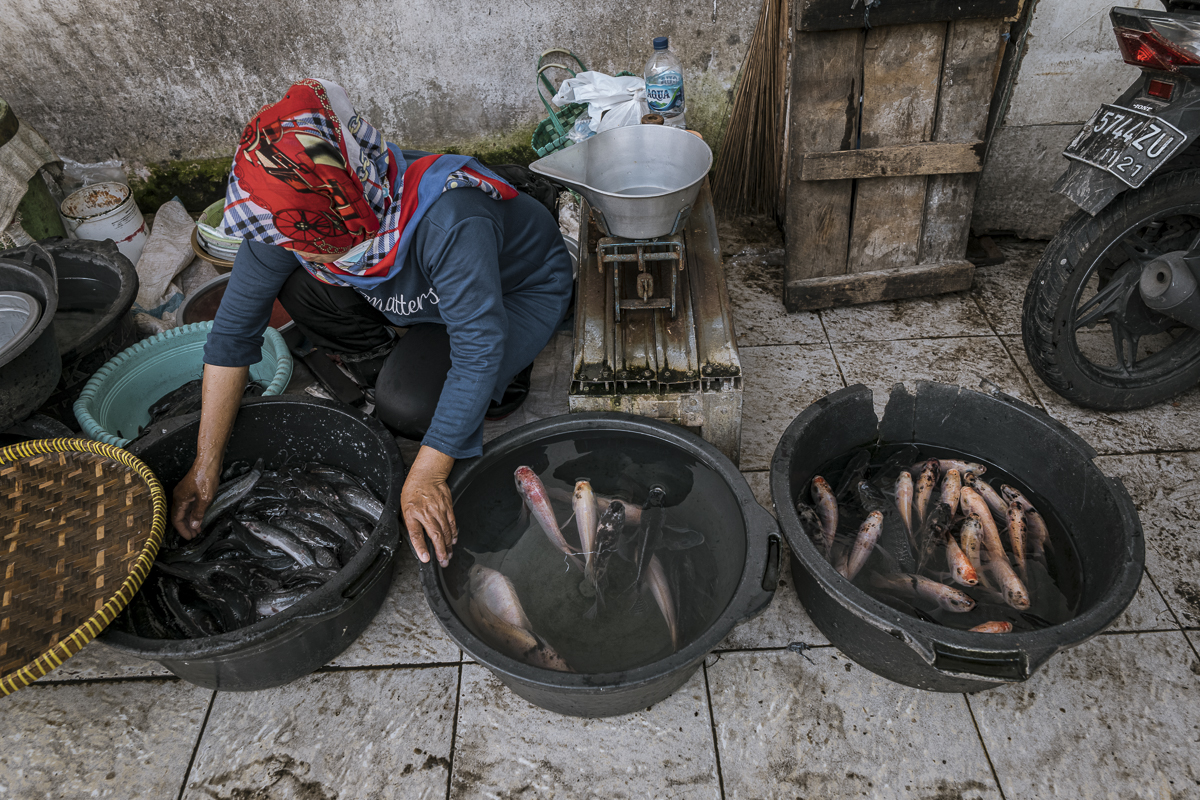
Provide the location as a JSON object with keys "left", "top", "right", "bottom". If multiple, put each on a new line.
{"left": 644, "top": 36, "right": 686, "bottom": 129}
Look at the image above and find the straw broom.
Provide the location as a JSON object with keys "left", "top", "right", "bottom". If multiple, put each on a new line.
{"left": 711, "top": 0, "right": 791, "bottom": 218}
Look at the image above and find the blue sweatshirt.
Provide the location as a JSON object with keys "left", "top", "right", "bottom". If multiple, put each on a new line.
{"left": 204, "top": 165, "right": 573, "bottom": 459}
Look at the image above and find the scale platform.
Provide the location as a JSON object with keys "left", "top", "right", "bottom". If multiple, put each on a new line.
{"left": 569, "top": 180, "right": 743, "bottom": 465}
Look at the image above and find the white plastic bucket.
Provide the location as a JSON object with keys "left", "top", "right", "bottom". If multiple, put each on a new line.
{"left": 61, "top": 182, "right": 147, "bottom": 264}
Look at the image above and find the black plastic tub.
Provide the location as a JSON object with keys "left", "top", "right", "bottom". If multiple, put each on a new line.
{"left": 46, "top": 239, "right": 138, "bottom": 364}
{"left": 101, "top": 396, "right": 406, "bottom": 691}
{"left": 770, "top": 381, "right": 1144, "bottom": 693}
{"left": 421, "top": 412, "right": 781, "bottom": 717}
{"left": 0, "top": 244, "right": 60, "bottom": 429}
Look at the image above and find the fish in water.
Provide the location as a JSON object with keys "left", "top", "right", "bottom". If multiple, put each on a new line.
{"left": 810, "top": 476, "right": 838, "bottom": 557}
{"left": 835, "top": 449, "right": 871, "bottom": 501}
{"left": 646, "top": 554, "right": 679, "bottom": 651}
{"left": 585, "top": 501, "right": 626, "bottom": 619}
{"left": 959, "top": 487, "right": 1005, "bottom": 563}
{"left": 868, "top": 572, "right": 976, "bottom": 613}
{"left": 514, "top": 466, "right": 583, "bottom": 570}
{"left": 969, "top": 621, "right": 1013, "bottom": 634}
{"left": 115, "top": 461, "right": 381, "bottom": 640}
{"left": 634, "top": 486, "right": 668, "bottom": 588}
{"left": 573, "top": 480, "right": 600, "bottom": 577}
{"left": 963, "top": 472, "right": 1007, "bottom": 523}
{"left": 895, "top": 471, "right": 914, "bottom": 547}
{"left": 944, "top": 531, "right": 978, "bottom": 587}
{"left": 1006, "top": 502, "right": 1028, "bottom": 583}
{"left": 914, "top": 501, "right": 952, "bottom": 574}
{"left": 467, "top": 566, "right": 572, "bottom": 672}
{"left": 914, "top": 460, "right": 939, "bottom": 524}
{"left": 1001, "top": 484, "right": 1050, "bottom": 562}
{"left": 845, "top": 510, "right": 883, "bottom": 581}
{"left": 938, "top": 469, "right": 962, "bottom": 516}
{"left": 984, "top": 551, "right": 1031, "bottom": 611}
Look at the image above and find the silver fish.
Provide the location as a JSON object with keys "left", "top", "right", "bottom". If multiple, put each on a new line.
{"left": 963, "top": 472, "right": 1008, "bottom": 522}
{"left": 895, "top": 471, "right": 914, "bottom": 548}
{"left": 201, "top": 463, "right": 262, "bottom": 530}
{"left": 868, "top": 572, "right": 976, "bottom": 612}
{"left": 939, "top": 469, "right": 962, "bottom": 516}
{"left": 810, "top": 476, "right": 838, "bottom": 557}
{"left": 573, "top": 480, "right": 600, "bottom": 576}
{"left": 467, "top": 566, "right": 574, "bottom": 671}
{"left": 846, "top": 510, "right": 884, "bottom": 581}
{"left": 647, "top": 554, "right": 680, "bottom": 651}
{"left": 914, "top": 460, "right": 939, "bottom": 524}
{"left": 1007, "top": 502, "right": 1028, "bottom": 582}
{"left": 986, "top": 552, "right": 1031, "bottom": 610}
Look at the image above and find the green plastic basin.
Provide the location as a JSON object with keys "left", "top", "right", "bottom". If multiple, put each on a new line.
{"left": 74, "top": 321, "right": 292, "bottom": 446}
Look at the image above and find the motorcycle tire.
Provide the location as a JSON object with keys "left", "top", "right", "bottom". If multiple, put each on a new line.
{"left": 1022, "top": 167, "right": 1200, "bottom": 411}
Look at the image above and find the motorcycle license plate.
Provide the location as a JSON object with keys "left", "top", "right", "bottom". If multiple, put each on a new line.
{"left": 1063, "top": 104, "right": 1186, "bottom": 189}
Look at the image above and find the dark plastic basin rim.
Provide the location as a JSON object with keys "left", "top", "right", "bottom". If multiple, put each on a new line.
{"left": 421, "top": 411, "right": 778, "bottom": 689}
{"left": 769, "top": 382, "right": 1145, "bottom": 674}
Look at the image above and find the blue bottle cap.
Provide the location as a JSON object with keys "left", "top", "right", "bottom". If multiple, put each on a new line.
{"left": 653, "top": 36, "right": 669, "bottom": 50}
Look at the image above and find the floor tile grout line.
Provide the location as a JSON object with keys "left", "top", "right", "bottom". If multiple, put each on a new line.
{"left": 962, "top": 693, "right": 1008, "bottom": 800}
{"left": 701, "top": 661, "right": 727, "bottom": 800}
{"left": 176, "top": 689, "right": 216, "bottom": 800}
{"left": 1180, "top": 629, "right": 1200, "bottom": 663}
{"left": 316, "top": 660, "right": 464, "bottom": 675}
{"left": 815, "top": 312, "right": 850, "bottom": 390}
{"left": 444, "top": 662, "right": 464, "bottom": 800}
{"left": 1142, "top": 568, "right": 1196, "bottom": 645}
{"left": 34, "top": 674, "right": 181, "bottom": 687}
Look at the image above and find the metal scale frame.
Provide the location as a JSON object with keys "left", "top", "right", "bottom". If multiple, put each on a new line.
{"left": 570, "top": 180, "right": 743, "bottom": 464}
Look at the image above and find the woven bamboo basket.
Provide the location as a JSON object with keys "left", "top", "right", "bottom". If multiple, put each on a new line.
{"left": 0, "top": 438, "right": 165, "bottom": 696}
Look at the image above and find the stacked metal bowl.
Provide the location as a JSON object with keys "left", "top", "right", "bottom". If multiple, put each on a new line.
{"left": 193, "top": 199, "right": 242, "bottom": 266}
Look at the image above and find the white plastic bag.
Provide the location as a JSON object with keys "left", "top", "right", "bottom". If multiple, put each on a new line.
{"left": 553, "top": 72, "right": 648, "bottom": 134}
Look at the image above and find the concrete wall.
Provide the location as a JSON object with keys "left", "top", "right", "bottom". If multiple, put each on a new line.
{"left": 973, "top": 0, "right": 1156, "bottom": 239}
{"left": 0, "top": 0, "right": 758, "bottom": 167}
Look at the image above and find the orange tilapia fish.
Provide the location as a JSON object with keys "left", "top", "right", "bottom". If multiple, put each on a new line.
{"left": 811, "top": 476, "right": 838, "bottom": 557}
{"left": 970, "top": 621, "right": 1013, "bottom": 634}
{"left": 647, "top": 554, "right": 679, "bottom": 651}
{"left": 945, "top": 533, "right": 978, "bottom": 587}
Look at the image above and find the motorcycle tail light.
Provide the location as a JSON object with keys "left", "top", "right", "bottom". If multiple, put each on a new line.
{"left": 1114, "top": 19, "right": 1200, "bottom": 72}
{"left": 1148, "top": 78, "right": 1175, "bottom": 100}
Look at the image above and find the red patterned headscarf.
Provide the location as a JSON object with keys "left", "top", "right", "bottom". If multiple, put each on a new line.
{"left": 222, "top": 80, "right": 517, "bottom": 289}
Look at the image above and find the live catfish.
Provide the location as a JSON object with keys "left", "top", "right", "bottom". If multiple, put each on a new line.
{"left": 115, "top": 461, "right": 385, "bottom": 638}
{"left": 796, "top": 452, "right": 1067, "bottom": 634}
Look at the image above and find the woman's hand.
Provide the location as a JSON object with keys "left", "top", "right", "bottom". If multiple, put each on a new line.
{"left": 402, "top": 446, "right": 457, "bottom": 567}
{"left": 170, "top": 364, "right": 249, "bottom": 539}
{"left": 171, "top": 460, "right": 220, "bottom": 539}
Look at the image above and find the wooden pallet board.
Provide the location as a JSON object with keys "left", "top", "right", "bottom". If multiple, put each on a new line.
{"left": 783, "top": 12, "right": 1010, "bottom": 312}
{"left": 798, "top": 0, "right": 1020, "bottom": 31}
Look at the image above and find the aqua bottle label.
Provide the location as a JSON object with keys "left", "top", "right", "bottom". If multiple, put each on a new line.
{"left": 646, "top": 71, "right": 685, "bottom": 115}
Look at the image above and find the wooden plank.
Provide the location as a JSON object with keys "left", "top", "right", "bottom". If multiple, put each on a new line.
{"left": 800, "top": 141, "right": 984, "bottom": 181}
{"left": 846, "top": 22, "right": 946, "bottom": 274}
{"left": 920, "top": 18, "right": 1010, "bottom": 263}
{"left": 783, "top": 29, "right": 865, "bottom": 293}
{"left": 783, "top": 260, "right": 974, "bottom": 311}
{"left": 798, "top": 0, "right": 1019, "bottom": 31}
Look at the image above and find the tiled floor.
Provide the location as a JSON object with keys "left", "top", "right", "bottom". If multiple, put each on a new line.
{"left": 4, "top": 235, "right": 1200, "bottom": 799}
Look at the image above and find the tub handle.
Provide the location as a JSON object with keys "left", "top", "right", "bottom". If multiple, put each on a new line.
{"left": 343, "top": 547, "right": 392, "bottom": 601}
{"left": 927, "top": 641, "right": 1061, "bottom": 683}
{"left": 761, "top": 533, "right": 781, "bottom": 593}
{"left": 22, "top": 242, "right": 57, "bottom": 284}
